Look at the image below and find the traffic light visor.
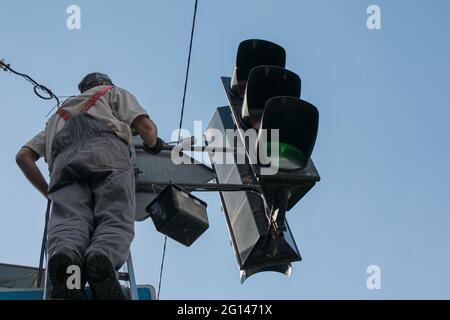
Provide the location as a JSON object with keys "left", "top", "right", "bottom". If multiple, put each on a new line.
{"left": 259, "top": 97, "right": 319, "bottom": 171}
{"left": 242, "top": 66, "right": 301, "bottom": 128}
{"left": 231, "top": 39, "right": 286, "bottom": 97}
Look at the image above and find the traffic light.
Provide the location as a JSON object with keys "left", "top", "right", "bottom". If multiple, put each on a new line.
{"left": 230, "top": 39, "right": 286, "bottom": 98}
{"left": 205, "top": 39, "right": 320, "bottom": 282}
{"left": 242, "top": 65, "right": 301, "bottom": 130}
{"left": 259, "top": 96, "right": 319, "bottom": 172}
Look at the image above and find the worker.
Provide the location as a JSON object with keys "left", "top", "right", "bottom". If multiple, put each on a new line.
{"left": 15, "top": 73, "right": 163, "bottom": 300}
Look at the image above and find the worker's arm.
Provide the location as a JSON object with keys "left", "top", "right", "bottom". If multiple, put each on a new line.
{"left": 132, "top": 115, "right": 158, "bottom": 148}
{"left": 16, "top": 147, "right": 48, "bottom": 199}
{"left": 110, "top": 87, "right": 163, "bottom": 153}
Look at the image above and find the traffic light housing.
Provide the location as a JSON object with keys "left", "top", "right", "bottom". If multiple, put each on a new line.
{"left": 205, "top": 39, "right": 320, "bottom": 282}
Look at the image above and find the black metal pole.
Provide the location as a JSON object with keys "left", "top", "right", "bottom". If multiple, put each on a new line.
{"left": 134, "top": 144, "right": 242, "bottom": 154}
{"left": 37, "top": 199, "right": 51, "bottom": 288}
{"left": 136, "top": 182, "right": 261, "bottom": 193}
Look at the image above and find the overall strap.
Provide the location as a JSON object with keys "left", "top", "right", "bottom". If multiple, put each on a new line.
{"left": 79, "top": 85, "right": 114, "bottom": 113}
{"left": 57, "top": 85, "right": 114, "bottom": 121}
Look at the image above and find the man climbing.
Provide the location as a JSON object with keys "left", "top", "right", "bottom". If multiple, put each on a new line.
{"left": 15, "top": 73, "right": 163, "bottom": 300}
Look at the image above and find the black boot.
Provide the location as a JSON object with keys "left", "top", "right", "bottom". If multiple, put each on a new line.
{"left": 48, "top": 251, "right": 86, "bottom": 300}
{"left": 85, "top": 254, "right": 126, "bottom": 300}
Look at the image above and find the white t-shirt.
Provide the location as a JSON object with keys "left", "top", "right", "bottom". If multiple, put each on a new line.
{"left": 24, "top": 85, "right": 148, "bottom": 169}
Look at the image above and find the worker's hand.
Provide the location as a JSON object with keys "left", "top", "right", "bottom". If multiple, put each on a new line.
{"left": 142, "top": 137, "right": 164, "bottom": 154}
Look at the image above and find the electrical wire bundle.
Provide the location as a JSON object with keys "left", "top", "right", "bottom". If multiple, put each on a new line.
{"left": 1, "top": 58, "right": 61, "bottom": 108}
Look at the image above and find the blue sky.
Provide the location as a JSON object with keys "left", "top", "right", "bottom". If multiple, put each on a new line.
{"left": 1, "top": 0, "right": 450, "bottom": 299}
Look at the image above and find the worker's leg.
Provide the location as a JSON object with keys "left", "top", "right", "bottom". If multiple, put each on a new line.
{"left": 46, "top": 157, "right": 94, "bottom": 299}
{"left": 85, "top": 136, "right": 135, "bottom": 269}
{"left": 47, "top": 180, "right": 94, "bottom": 263}
{"left": 83, "top": 136, "right": 135, "bottom": 300}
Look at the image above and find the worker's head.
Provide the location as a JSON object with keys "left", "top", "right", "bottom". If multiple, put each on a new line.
{"left": 78, "top": 72, "right": 113, "bottom": 93}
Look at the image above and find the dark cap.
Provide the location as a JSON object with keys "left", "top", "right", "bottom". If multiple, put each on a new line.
{"left": 78, "top": 72, "right": 113, "bottom": 93}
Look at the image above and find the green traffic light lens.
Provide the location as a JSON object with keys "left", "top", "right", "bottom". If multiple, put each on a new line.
{"left": 266, "top": 142, "right": 307, "bottom": 171}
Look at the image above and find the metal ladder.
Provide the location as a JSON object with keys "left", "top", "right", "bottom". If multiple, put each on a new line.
{"left": 38, "top": 200, "right": 139, "bottom": 300}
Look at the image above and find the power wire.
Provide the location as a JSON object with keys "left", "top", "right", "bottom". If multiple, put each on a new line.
{"left": 157, "top": 236, "right": 168, "bottom": 300}
{"left": 158, "top": 0, "right": 199, "bottom": 300}
{"left": 151, "top": 183, "right": 166, "bottom": 301}
{"left": 45, "top": 96, "right": 76, "bottom": 117}
{"left": 177, "top": 0, "right": 198, "bottom": 141}
{"left": 0, "top": 59, "right": 61, "bottom": 108}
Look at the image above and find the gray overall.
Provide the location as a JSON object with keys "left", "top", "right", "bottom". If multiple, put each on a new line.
{"left": 47, "top": 113, "right": 135, "bottom": 270}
